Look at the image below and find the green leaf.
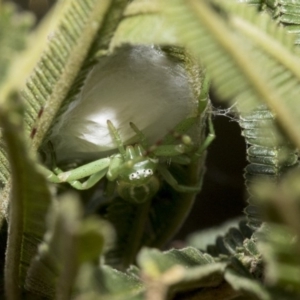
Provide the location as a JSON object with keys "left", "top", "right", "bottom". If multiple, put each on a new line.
{"left": 252, "top": 171, "right": 300, "bottom": 296}
{"left": 187, "top": 217, "right": 247, "bottom": 250}
{"left": 138, "top": 247, "right": 228, "bottom": 299}
{"left": 1, "top": 0, "right": 114, "bottom": 211}
{"left": 0, "top": 4, "right": 54, "bottom": 299}
{"left": 1, "top": 0, "right": 126, "bottom": 236}
{"left": 162, "top": 0, "right": 300, "bottom": 149}
{"left": 111, "top": 0, "right": 177, "bottom": 48}
{"left": 23, "top": 0, "right": 113, "bottom": 150}
{"left": 0, "top": 93, "right": 52, "bottom": 299}
{"left": 0, "top": 2, "right": 34, "bottom": 187}
{"left": 75, "top": 264, "right": 144, "bottom": 300}
{"left": 0, "top": 2, "right": 34, "bottom": 85}
{"left": 258, "top": 225, "right": 300, "bottom": 293}
{"left": 262, "top": 0, "right": 300, "bottom": 46}
{"left": 225, "top": 269, "right": 272, "bottom": 300}
{"left": 138, "top": 247, "right": 216, "bottom": 274}
{"left": 25, "top": 194, "right": 113, "bottom": 299}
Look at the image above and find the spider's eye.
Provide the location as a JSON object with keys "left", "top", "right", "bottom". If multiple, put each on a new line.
{"left": 129, "top": 172, "right": 142, "bottom": 180}
{"left": 144, "top": 169, "right": 153, "bottom": 177}
{"left": 129, "top": 173, "right": 136, "bottom": 180}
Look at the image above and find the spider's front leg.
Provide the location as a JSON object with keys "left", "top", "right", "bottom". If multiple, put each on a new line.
{"left": 157, "top": 164, "right": 201, "bottom": 193}
{"left": 191, "top": 115, "right": 215, "bottom": 162}
{"left": 42, "top": 157, "right": 111, "bottom": 190}
{"left": 155, "top": 117, "right": 215, "bottom": 193}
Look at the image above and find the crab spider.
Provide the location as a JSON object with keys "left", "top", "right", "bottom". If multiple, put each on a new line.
{"left": 43, "top": 119, "right": 213, "bottom": 204}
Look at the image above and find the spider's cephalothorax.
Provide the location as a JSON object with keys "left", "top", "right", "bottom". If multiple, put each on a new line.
{"left": 114, "top": 144, "right": 160, "bottom": 203}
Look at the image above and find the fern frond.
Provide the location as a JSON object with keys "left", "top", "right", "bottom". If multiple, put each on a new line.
{"left": 111, "top": 0, "right": 178, "bottom": 48}
{"left": 75, "top": 264, "right": 144, "bottom": 300}
{"left": 0, "top": 143, "right": 9, "bottom": 187}
{"left": 25, "top": 195, "right": 111, "bottom": 299}
{"left": 162, "top": 0, "right": 300, "bottom": 149}
{"left": 0, "top": 3, "right": 34, "bottom": 186}
{"left": 252, "top": 170, "right": 300, "bottom": 297}
{"left": 263, "top": 0, "right": 300, "bottom": 45}
{"left": 138, "top": 247, "right": 228, "bottom": 299}
{"left": 22, "top": 0, "right": 113, "bottom": 151}
{"left": 258, "top": 224, "right": 300, "bottom": 295}
{"left": 240, "top": 104, "right": 298, "bottom": 230}
{"left": 0, "top": 90, "right": 52, "bottom": 299}
{"left": 225, "top": 268, "right": 271, "bottom": 300}
{"left": 1, "top": 0, "right": 129, "bottom": 225}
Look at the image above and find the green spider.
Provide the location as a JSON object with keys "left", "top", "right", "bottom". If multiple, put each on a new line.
{"left": 41, "top": 45, "right": 214, "bottom": 206}
{"left": 44, "top": 118, "right": 213, "bottom": 204}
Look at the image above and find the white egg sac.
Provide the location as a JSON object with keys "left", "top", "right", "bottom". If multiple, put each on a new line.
{"left": 50, "top": 45, "right": 197, "bottom": 163}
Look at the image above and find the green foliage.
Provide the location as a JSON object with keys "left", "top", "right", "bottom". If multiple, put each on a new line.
{"left": 0, "top": 2, "right": 33, "bottom": 83}
{"left": 1, "top": 0, "right": 300, "bottom": 299}
{"left": 0, "top": 2, "right": 34, "bottom": 186}
{"left": 25, "top": 194, "right": 113, "bottom": 299}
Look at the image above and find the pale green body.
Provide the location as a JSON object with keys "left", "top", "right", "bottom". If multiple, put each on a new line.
{"left": 44, "top": 119, "right": 214, "bottom": 203}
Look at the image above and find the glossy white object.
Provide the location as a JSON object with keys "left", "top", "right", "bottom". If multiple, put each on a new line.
{"left": 50, "top": 45, "right": 196, "bottom": 163}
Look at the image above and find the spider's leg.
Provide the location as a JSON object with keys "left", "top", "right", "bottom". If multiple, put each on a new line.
{"left": 107, "top": 120, "right": 126, "bottom": 158}
{"left": 129, "top": 122, "right": 149, "bottom": 149}
{"left": 157, "top": 164, "right": 200, "bottom": 193}
{"left": 191, "top": 115, "right": 215, "bottom": 161}
{"left": 161, "top": 74, "right": 211, "bottom": 147}
{"left": 39, "top": 166, "right": 62, "bottom": 184}
{"left": 151, "top": 143, "right": 190, "bottom": 157}
{"left": 67, "top": 168, "right": 108, "bottom": 190}
{"left": 54, "top": 158, "right": 111, "bottom": 181}
{"left": 43, "top": 157, "right": 111, "bottom": 190}
{"left": 162, "top": 117, "right": 198, "bottom": 145}
{"left": 106, "top": 155, "right": 124, "bottom": 181}
{"left": 150, "top": 132, "right": 194, "bottom": 157}
{"left": 167, "top": 155, "right": 191, "bottom": 165}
